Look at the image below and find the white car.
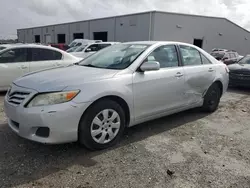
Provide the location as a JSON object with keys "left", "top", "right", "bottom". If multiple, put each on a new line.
{"left": 70, "top": 42, "right": 120, "bottom": 59}
{"left": 68, "top": 39, "right": 102, "bottom": 48}
{"left": 0, "top": 44, "right": 80, "bottom": 91}
{"left": 4, "top": 41, "right": 229, "bottom": 150}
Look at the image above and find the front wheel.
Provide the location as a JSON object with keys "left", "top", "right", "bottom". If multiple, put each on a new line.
{"left": 78, "top": 99, "right": 125, "bottom": 150}
{"left": 202, "top": 83, "right": 221, "bottom": 112}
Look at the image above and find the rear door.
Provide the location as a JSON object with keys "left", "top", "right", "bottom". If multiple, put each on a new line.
{"left": 0, "top": 48, "right": 29, "bottom": 90}
{"left": 29, "top": 48, "right": 63, "bottom": 72}
{"left": 179, "top": 45, "right": 216, "bottom": 104}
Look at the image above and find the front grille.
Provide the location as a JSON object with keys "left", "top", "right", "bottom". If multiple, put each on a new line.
{"left": 8, "top": 91, "right": 30, "bottom": 106}
{"left": 230, "top": 70, "right": 250, "bottom": 75}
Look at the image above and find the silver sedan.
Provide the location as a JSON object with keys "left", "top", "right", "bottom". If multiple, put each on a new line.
{"left": 4, "top": 41, "right": 229, "bottom": 150}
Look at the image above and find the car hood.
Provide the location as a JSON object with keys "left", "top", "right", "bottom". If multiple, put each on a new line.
{"left": 228, "top": 64, "right": 250, "bottom": 72}
{"left": 13, "top": 65, "right": 119, "bottom": 92}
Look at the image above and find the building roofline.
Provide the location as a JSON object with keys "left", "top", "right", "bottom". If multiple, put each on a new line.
{"left": 17, "top": 10, "right": 250, "bottom": 33}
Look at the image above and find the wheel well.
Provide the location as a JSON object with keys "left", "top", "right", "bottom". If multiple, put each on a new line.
{"left": 214, "top": 81, "right": 223, "bottom": 96}
{"left": 86, "top": 96, "right": 130, "bottom": 126}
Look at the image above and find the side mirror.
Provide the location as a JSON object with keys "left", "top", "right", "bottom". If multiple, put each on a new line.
{"left": 140, "top": 61, "right": 160, "bottom": 72}
{"left": 222, "top": 57, "right": 228, "bottom": 61}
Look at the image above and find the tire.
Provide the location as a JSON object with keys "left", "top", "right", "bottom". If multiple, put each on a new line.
{"left": 202, "top": 83, "right": 221, "bottom": 112}
{"left": 78, "top": 99, "right": 126, "bottom": 150}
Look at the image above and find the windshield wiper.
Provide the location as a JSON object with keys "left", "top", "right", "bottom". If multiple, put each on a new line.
{"left": 83, "top": 64, "right": 100, "bottom": 68}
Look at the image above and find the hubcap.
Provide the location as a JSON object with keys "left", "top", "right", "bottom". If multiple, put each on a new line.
{"left": 91, "top": 109, "right": 121, "bottom": 144}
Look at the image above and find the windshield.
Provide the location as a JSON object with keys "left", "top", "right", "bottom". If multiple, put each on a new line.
{"left": 238, "top": 56, "right": 250, "bottom": 64}
{"left": 66, "top": 46, "right": 78, "bottom": 52}
{"left": 69, "top": 42, "right": 77, "bottom": 47}
{"left": 79, "top": 44, "right": 149, "bottom": 70}
{"left": 211, "top": 52, "right": 225, "bottom": 60}
{"left": 75, "top": 45, "right": 88, "bottom": 52}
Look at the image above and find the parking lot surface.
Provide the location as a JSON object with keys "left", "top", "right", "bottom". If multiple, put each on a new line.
{"left": 0, "top": 89, "right": 250, "bottom": 188}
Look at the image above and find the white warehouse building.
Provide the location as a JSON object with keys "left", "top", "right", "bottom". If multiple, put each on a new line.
{"left": 17, "top": 10, "right": 250, "bottom": 55}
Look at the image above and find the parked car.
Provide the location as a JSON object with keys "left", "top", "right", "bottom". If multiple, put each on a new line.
{"left": 210, "top": 50, "right": 240, "bottom": 65}
{"left": 70, "top": 42, "right": 120, "bottom": 59}
{"left": 49, "top": 43, "right": 70, "bottom": 51}
{"left": 4, "top": 41, "right": 229, "bottom": 150}
{"left": 228, "top": 55, "right": 250, "bottom": 87}
{"left": 68, "top": 39, "right": 102, "bottom": 48}
{"left": 211, "top": 48, "right": 227, "bottom": 52}
{"left": 0, "top": 44, "right": 80, "bottom": 91}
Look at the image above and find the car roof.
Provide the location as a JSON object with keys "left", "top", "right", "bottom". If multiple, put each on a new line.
{"left": 123, "top": 41, "right": 203, "bottom": 48}
{"left": 3, "top": 43, "right": 61, "bottom": 50}
{"left": 90, "top": 42, "right": 120, "bottom": 45}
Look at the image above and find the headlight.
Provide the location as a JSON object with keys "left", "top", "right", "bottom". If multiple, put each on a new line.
{"left": 27, "top": 90, "right": 80, "bottom": 108}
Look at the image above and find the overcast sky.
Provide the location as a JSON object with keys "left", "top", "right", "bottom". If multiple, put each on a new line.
{"left": 1, "top": 0, "right": 250, "bottom": 39}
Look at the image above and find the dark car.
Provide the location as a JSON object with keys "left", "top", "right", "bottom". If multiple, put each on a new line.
{"left": 211, "top": 50, "right": 239, "bottom": 65}
{"left": 228, "top": 55, "right": 250, "bottom": 87}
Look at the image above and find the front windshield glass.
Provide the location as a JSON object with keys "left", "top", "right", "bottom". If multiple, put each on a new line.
{"left": 75, "top": 45, "right": 88, "bottom": 52}
{"left": 69, "top": 42, "right": 77, "bottom": 47}
{"left": 79, "top": 44, "right": 149, "bottom": 70}
{"left": 238, "top": 56, "right": 250, "bottom": 64}
{"left": 66, "top": 46, "right": 78, "bottom": 52}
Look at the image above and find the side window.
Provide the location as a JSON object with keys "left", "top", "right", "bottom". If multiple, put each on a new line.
{"left": 180, "top": 45, "right": 202, "bottom": 66}
{"left": 0, "top": 48, "right": 28, "bottom": 63}
{"left": 200, "top": 53, "right": 212, "bottom": 64}
{"left": 231, "top": 53, "right": 236, "bottom": 58}
{"left": 146, "top": 45, "right": 179, "bottom": 68}
{"left": 99, "top": 44, "right": 111, "bottom": 50}
{"left": 224, "top": 53, "right": 229, "bottom": 58}
{"left": 31, "top": 48, "right": 62, "bottom": 61}
{"left": 86, "top": 44, "right": 99, "bottom": 52}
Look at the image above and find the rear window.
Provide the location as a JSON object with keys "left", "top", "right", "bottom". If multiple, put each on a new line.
{"left": 99, "top": 44, "right": 112, "bottom": 50}
{"left": 31, "top": 48, "right": 62, "bottom": 61}
{"left": 211, "top": 52, "right": 225, "bottom": 59}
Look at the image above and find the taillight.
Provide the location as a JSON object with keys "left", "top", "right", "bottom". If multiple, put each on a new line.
{"left": 225, "top": 66, "right": 230, "bottom": 73}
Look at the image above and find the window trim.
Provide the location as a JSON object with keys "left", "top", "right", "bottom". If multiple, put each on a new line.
{"left": 200, "top": 52, "right": 212, "bottom": 64}
{"left": 29, "top": 47, "right": 63, "bottom": 62}
{"left": 177, "top": 45, "right": 212, "bottom": 67}
{"left": 136, "top": 44, "right": 181, "bottom": 71}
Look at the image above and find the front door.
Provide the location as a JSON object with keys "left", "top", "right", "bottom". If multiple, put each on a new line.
{"left": 133, "top": 45, "right": 186, "bottom": 121}
{"left": 0, "top": 48, "right": 29, "bottom": 90}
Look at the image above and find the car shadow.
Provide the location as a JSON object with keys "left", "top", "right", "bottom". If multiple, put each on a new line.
{"left": 227, "top": 87, "right": 250, "bottom": 95}
{"left": 0, "top": 107, "right": 208, "bottom": 187}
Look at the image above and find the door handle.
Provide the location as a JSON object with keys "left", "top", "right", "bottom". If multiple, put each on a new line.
{"left": 208, "top": 68, "right": 214, "bottom": 72}
{"left": 175, "top": 72, "right": 184, "bottom": 78}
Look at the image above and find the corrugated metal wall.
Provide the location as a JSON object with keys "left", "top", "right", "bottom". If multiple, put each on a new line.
{"left": 17, "top": 11, "right": 250, "bottom": 55}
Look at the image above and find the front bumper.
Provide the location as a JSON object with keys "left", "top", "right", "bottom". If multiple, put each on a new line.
{"left": 4, "top": 87, "right": 91, "bottom": 144}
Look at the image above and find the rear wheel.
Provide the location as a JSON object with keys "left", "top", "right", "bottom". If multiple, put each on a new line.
{"left": 202, "top": 83, "right": 221, "bottom": 112}
{"left": 78, "top": 99, "right": 125, "bottom": 150}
